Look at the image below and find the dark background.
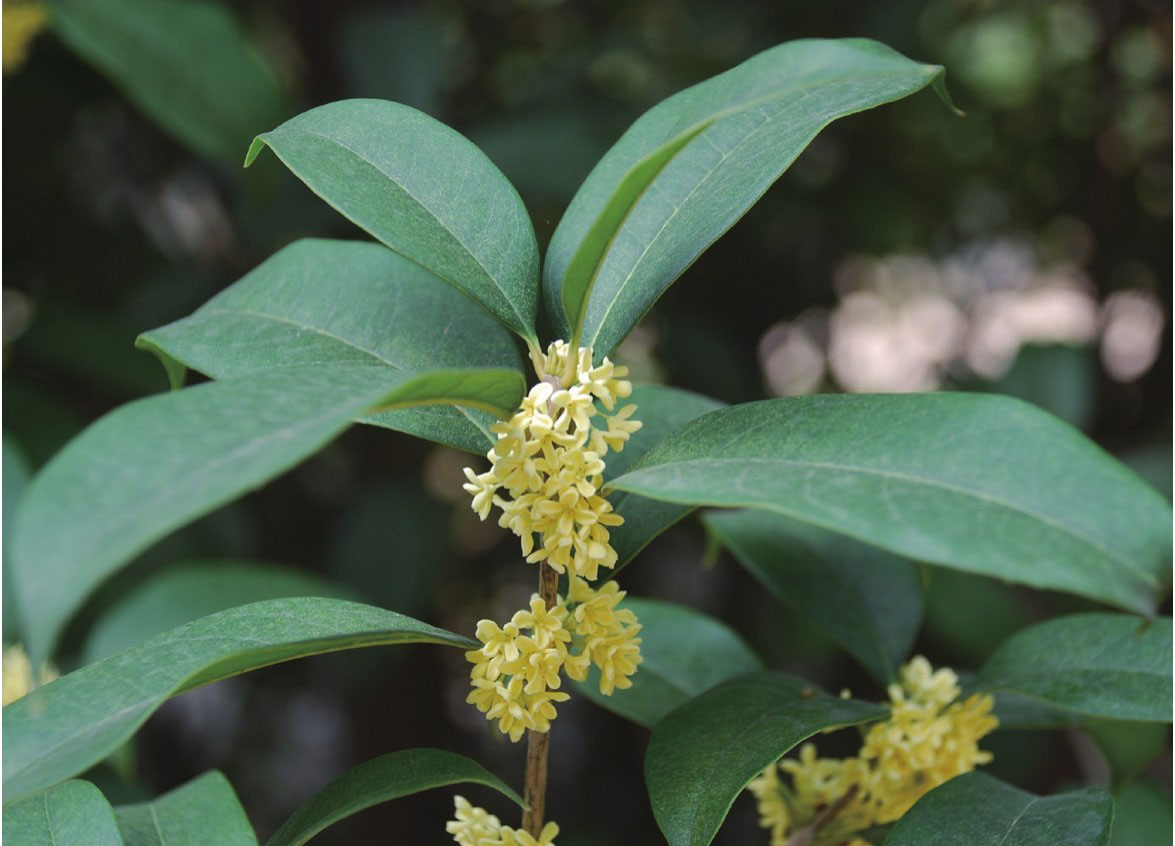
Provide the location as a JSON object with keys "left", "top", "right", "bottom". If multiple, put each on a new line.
{"left": 4, "top": 0, "right": 1170, "bottom": 842}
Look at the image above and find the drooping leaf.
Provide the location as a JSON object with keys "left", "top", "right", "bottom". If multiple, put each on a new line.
{"left": 603, "top": 383, "right": 724, "bottom": 573}
{"left": 644, "top": 672, "right": 885, "bottom": 846}
{"left": 245, "top": 100, "right": 540, "bottom": 341}
{"left": 2, "top": 779, "right": 123, "bottom": 844}
{"left": 266, "top": 748, "right": 524, "bottom": 846}
{"left": 972, "top": 613, "right": 1172, "bottom": 722}
{"left": 48, "top": 0, "right": 286, "bottom": 165}
{"left": 3, "top": 597, "right": 474, "bottom": 803}
{"left": 544, "top": 38, "right": 955, "bottom": 356}
{"left": 83, "top": 560, "right": 354, "bottom": 664}
{"left": 11, "top": 363, "right": 521, "bottom": 661}
{"left": 1110, "top": 780, "right": 1171, "bottom": 846}
{"left": 882, "top": 771, "right": 1113, "bottom": 845}
{"left": 704, "top": 509, "right": 923, "bottom": 683}
{"left": 115, "top": 771, "right": 256, "bottom": 846}
{"left": 574, "top": 598, "right": 763, "bottom": 727}
{"left": 606, "top": 394, "right": 1172, "bottom": 614}
{"left": 138, "top": 239, "right": 522, "bottom": 453}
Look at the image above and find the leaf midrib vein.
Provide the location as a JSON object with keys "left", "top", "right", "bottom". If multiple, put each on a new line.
{"left": 614, "top": 457, "right": 1156, "bottom": 588}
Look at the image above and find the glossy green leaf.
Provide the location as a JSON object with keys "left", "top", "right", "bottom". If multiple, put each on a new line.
{"left": 574, "top": 598, "right": 763, "bottom": 727}
{"left": 116, "top": 771, "right": 256, "bottom": 846}
{"left": 11, "top": 363, "right": 521, "bottom": 662}
{"left": 83, "top": 560, "right": 353, "bottom": 664}
{"left": 1110, "top": 780, "right": 1171, "bottom": 846}
{"left": 882, "top": 772, "right": 1113, "bottom": 845}
{"left": 645, "top": 671, "right": 885, "bottom": 846}
{"left": 266, "top": 748, "right": 524, "bottom": 846}
{"left": 3, "top": 779, "right": 123, "bottom": 844}
{"left": 3, "top": 597, "right": 474, "bottom": 803}
{"left": 545, "top": 38, "right": 954, "bottom": 355}
{"left": 607, "top": 394, "right": 1172, "bottom": 614}
{"left": 138, "top": 239, "right": 521, "bottom": 453}
{"left": 973, "top": 613, "right": 1172, "bottom": 722}
{"left": 48, "top": 0, "right": 286, "bottom": 165}
{"left": 604, "top": 383, "right": 724, "bottom": 573}
{"left": 704, "top": 509, "right": 923, "bottom": 683}
{"left": 245, "top": 100, "right": 540, "bottom": 341}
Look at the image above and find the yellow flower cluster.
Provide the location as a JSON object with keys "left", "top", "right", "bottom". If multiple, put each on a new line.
{"left": 465, "top": 577, "right": 642, "bottom": 741}
{"left": 2, "top": 643, "right": 57, "bottom": 706}
{"left": 447, "top": 796, "right": 559, "bottom": 846}
{"left": 748, "top": 657, "right": 998, "bottom": 846}
{"left": 2, "top": 1, "right": 47, "bottom": 74}
{"left": 463, "top": 340, "right": 641, "bottom": 581}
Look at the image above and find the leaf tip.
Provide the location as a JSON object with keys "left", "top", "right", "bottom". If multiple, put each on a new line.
{"left": 243, "top": 135, "right": 269, "bottom": 168}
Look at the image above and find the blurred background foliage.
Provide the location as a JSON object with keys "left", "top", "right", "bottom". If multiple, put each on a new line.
{"left": 2, "top": 0, "right": 1170, "bottom": 842}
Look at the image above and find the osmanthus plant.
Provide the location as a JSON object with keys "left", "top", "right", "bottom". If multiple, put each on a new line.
{"left": 4, "top": 37, "right": 1172, "bottom": 846}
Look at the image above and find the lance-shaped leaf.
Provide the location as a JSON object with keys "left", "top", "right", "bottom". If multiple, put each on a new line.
{"left": 645, "top": 672, "right": 885, "bottom": 846}
{"left": 882, "top": 772, "right": 1113, "bottom": 845}
{"left": 48, "top": 0, "right": 286, "bottom": 166}
{"left": 544, "top": 38, "right": 955, "bottom": 356}
{"left": 83, "top": 559, "right": 354, "bottom": 664}
{"left": 266, "top": 748, "right": 524, "bottom": 846}
{"left": 704, "top": 509, "right": 923, "bottom": 683}
{"left": 573, "top": 598, "right": 763, "bottom": 727}
{"left": 245, "top": 100, "right": 540, "bottom": 341}
{"left": 3, "top": 780, "right": 123, "bottom": 843}
{"left": 11, "top": 363, "right": 522, "bottom": 662}
{"left": 116, "top": 771, "right": 256, "bottom": 846}
{"left": 972, "top": 613, "right": 1172, "bottom": 722}
{"left": 3, "top": 597, "right": 475, "bottom": 803}
{"left": 607, "top": 394, "right": 1172, "bottom": 614}
{"left": 603, "top": 383, "right": 724, "bottom": 573}
{"left": 138, "top": 239, "right": 522, "bottom": 454}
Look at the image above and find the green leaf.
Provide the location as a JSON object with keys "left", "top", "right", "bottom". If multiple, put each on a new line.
{"left": 1082, "top": 719, "right": 1170, "bottom": 789}
{"left": 882, "top": 772, "right": 1113, "bottom": 845}
{"left": 704, "top": 509, "right": 923, "bottom": 683}
{"left": 116, "top": 771, "right": 256, "bottom": 846}
{"left": 266, "top": 748, "right": 524, "bottom": 846}
{"left": 83, "top": 560, "right": 354, "bottom": 664}
{"left": 973, "top": 613, "right": 1172, "bottom": 722}
{"left": 245, "top": 100, "right": 540, "bottom": 341}
{"left": 11, "top": 363, "right": 522, "bottom": 662}
{"left": 3, "top": 597, "right": 474, "bottom": 803}
{"left": 1110, "top": 780, "right": 1171, "bottom": 846}
{"left": 47, "top": 0, "right": 286, "bottom": 165}
{"left": 3, "top": 779, "right": 123, "bottom": 844}
{"left": 606, "top": 394, "right": 1172, "bottom": 614}
{"left": 574, "top": 598, "right": 763, "bottom": 727}
{"left": 138, "top": 239, "right": 522, "bottom": 453}
{"left": 644, "top": 671, "right": 885, "bottom": 846}
{"left": 604, "top": 383, "right": 724, "bottom": 573}
{"left": 545, "top": 38, "right": 955, "bottom": 356}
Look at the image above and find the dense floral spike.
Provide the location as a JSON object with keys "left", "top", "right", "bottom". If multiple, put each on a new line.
{"left": 463, "top": 341, "right": 641, "bottom": 581}
{"left": 448, "top": 796, "right": 560, "bottom": 846}
{"left": 465, "top": 579, "right": 642, "bottom": 740}
{"left": 747, "top": 656, "right": 998, "bottom": 846}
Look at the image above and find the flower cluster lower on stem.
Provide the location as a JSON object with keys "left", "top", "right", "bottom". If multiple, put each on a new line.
{"left": 747, "top": 656, "right": 998, "bottom": 846}
{"left": 447, "top": 796, "right": 559, "bottom": 846}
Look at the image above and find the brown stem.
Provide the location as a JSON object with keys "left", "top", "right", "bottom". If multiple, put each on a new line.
{"left": 784, "top": 784, "right": 860, "bottom": 846}
{"left": 521, "top": 562, "right": 560, "bottom": 836}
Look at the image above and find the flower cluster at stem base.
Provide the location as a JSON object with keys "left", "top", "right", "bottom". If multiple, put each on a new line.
{"left": 747, "top": 656, "right": 998, "bottom": 846}
{"left": 465, "top": 575, "right": 642, "bottom": 741}
{"left": 447, "top": 796, "right": 558, "bottom": 846}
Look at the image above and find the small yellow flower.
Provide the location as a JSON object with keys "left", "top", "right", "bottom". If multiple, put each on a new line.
{"left": 447, "top": 796, "right": 560, "bottom": 846}
{"left": 2, "top": 643, "right": 57, "bottom": 705}
{"left": 2, "top": 1, "right": 47, "bottom": 74}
